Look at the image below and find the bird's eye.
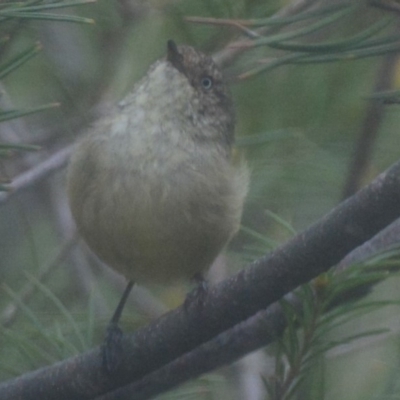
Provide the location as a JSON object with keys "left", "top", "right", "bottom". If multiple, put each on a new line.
{"left": 201, "top": 76, "right": 213, "bottom": 90}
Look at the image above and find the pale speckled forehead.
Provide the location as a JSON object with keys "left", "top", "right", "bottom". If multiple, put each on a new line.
{"left": 118, "top": 58, "right": 191, "bottom": 110}
{"left": 172, "top": 45, "right": 222, "bottom": 81}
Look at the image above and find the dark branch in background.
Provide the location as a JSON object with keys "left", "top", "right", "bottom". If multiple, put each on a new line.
{"left": 370, "top": 0, "right": 400, "bottom": 15}
{"left": 2, "top": 157, "right": 400, "bottom": 399}
{"left": 341, "top": 21, "right": 400, "bottom": 199}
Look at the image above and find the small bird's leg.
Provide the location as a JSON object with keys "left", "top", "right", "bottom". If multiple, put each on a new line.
{"left": 192, "top": 272, "right": 209, "bottom": 297}
{"left": 102, "top": 280, "right": 134, "bottom": 374}
{"left": 184, "top": 272, "right": 209, "bottom": 312}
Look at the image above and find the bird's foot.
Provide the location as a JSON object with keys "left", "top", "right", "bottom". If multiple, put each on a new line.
{"left": 184, "top": 273, "right": 209, "bottom": 313}
{"left": 101, "top": 322, "right": 124, "bottom": 374}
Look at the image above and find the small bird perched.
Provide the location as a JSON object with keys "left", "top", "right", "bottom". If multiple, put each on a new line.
{"left": 67, "top": 40, "right": 248, "bottom": 367}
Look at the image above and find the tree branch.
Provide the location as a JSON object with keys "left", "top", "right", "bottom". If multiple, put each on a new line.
{"left": 0, "top": 145, "right": 72, "bottom": 205}
{"left": 2, "top": 158, "right": 400, "bottom": 400}
{"left": 96, "top": 203, "right": 400, "bottom": 400}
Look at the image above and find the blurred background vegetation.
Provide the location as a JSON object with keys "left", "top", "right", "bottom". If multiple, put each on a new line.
{"left": 2, "top": 0, "right": 400, "bottom": 399}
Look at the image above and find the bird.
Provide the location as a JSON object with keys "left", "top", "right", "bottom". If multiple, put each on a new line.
{"left": 67, "top": 40, "right": 248, "bottom": 370}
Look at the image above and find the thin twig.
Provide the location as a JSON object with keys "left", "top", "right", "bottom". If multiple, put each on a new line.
{"left": 0, "top": 144, "right": 73, "bottom": 205}
{"left": 211, "top": 0, "right": 319, "bottom": 67}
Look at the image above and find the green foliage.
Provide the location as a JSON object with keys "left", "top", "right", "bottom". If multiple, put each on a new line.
{"left": 0, "top": 276, "right": 96, "bottom": 377}
{"left": 2, "top": 1, "right": 400, "bottom": 399}
{"left": 0, "top": 0, "right": 94, "bottom": 191}
{"left": 0, "top": 1, "right": 95, "bottom": 23}
{"left": 264, "top": 249, "right": 400, "bottom": 400}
